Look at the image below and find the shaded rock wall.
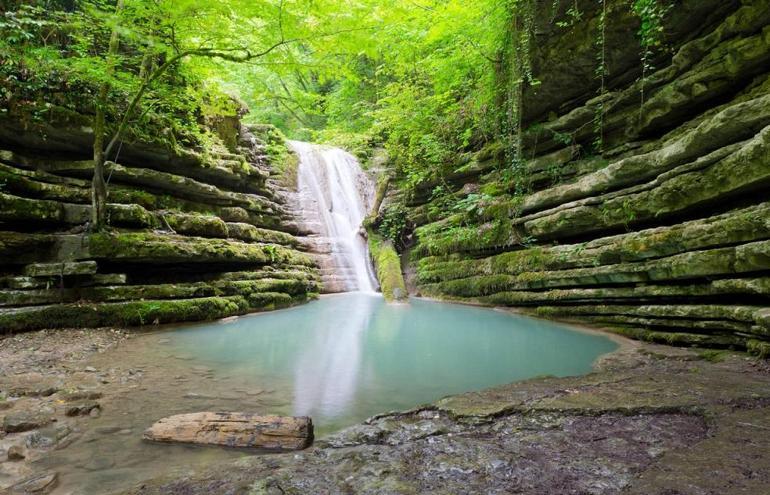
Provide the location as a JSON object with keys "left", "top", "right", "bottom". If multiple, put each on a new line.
{"left": 0, "top": 113, "right": 320, "bottom": 332}
{"left": 407, "top": 1, "right": 770, "bottom": 354}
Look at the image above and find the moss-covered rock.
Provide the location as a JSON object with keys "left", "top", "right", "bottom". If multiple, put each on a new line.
{"left": 85, "top": 232, "right": 314, "bottom": 266}
{"left": 0, "top": 296, "right": 250, "bottom": 333}
{"left": 0, "top": 192, "right": 77, "bottom": 224}
{"left": 521, "top": 93, "right": 770, "bottom": 217}
{"left": 368, "top": 233, "right": 407, "bottom": 303}
{"left": 417, "top": 203, "right": 770, "bottom": 285}
{"left": 162, "top": 212, "right": 229, "bottom": 238}
{"left": 23, "top": 261, "right": 96, "bottom": 277}
{"left": 226, "top": 222, "right": 298, "bottom": 246}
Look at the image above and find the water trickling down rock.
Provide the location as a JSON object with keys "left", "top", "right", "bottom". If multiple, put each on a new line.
{"left": 289, "top": 141, "right": 378, "bottom": 293}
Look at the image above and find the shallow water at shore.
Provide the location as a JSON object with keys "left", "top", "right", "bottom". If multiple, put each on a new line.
{"left": 31, "top": 293, "right": 616, "bottom": 493}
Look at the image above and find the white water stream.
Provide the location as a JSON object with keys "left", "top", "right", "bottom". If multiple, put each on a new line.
{"left": 289, "top": 141, "right": 378, "bottom": 292}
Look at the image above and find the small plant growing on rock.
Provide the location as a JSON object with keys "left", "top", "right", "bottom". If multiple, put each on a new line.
{"left": 378, "top": 203, "right": 410, "bottom": 250}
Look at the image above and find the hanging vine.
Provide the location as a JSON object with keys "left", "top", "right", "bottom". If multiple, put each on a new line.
{"left": 632, "top": 0, "right": 673, "bottom": 114}
{"left": 502, "top": 0, "right": 538, "bottom": 194}
{"left": 593, "top": 0, "right": 608, "bottom": 153}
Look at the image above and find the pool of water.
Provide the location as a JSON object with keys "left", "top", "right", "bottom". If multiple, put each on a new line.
{"left": 41, "top": 293, "right": 617, "bottom": 493}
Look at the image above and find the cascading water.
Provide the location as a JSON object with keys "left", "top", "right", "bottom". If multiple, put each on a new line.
{"left": 289, "top": 141, "right": 378, "bottom": 293}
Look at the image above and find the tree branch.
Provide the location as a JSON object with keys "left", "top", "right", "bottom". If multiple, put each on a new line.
{"left": 103, "top": 13, "right": 378, "bottom": 159}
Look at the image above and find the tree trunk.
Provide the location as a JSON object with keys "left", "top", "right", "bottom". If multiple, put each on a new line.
{"left": 91, "top": 0, "right": 124, "bottom": 231}
{"left": 143, "top": 412, "right": 314, "bottom": 451}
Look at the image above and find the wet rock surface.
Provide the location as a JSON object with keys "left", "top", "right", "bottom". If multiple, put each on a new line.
{"left": 121, "top": 343, "right": 770, "bottom": 495}
{"left": 1, "top": 325, "right": 769, "bottom": 495}
{"left": 0, "top": 328, "right": 128, "bottom": 492}
{"left": 5, "top": 471, "right": 58, "bottom": 494}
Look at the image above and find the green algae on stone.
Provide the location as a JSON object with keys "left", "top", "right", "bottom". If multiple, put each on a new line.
{"left": 86, "top": 232, "right": 314, "bottom": 266}
{"left": 0, "top": 296, "right": 250, "bottom": 332}
{"left": 162, "top": 212, "right": 229, "bottom": 238}
{"left": 368, "top": 233, "right": 407, "bottom": 303}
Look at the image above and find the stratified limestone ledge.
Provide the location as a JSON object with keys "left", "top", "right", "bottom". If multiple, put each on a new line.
{"left": 406, "top": 3, "right": 770, "bottom": 351}
{"left": 0, "top": 118, "right": 319, "bottom": 333}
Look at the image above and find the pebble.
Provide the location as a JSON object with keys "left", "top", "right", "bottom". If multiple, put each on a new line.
{"left": 65, "top": 401, "right": 101, "bottom": 417}
{"left": 7, "top": 444, "right": 25, "bottom": 461}
{"left": 84, "top": 366, "right": 97, "bottom": 372}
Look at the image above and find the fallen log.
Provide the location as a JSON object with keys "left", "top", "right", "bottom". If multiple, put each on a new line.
{"left": 143, "top": 412, "right": 313, "bottom": 451}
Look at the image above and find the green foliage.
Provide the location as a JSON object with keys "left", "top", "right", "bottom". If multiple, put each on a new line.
{"left": 1, "top": 0, "right": 367, "bottom": 156}
{"left": 232, "top": 0, "right": 514, "bottom": 192}
{"left": 556, "top": 2, "right": 584, "bottom": 28}
{"left": 1, "top": 2, "right": 211, "bottom": 150}
{"left": 631, "top": 0, "right": 673, "bottom": 107}
{"left": 378, "top": 203, "right": 409, "bottom": 248}
{"left": 632, "top": 0, "right": 672, "bottom": 54}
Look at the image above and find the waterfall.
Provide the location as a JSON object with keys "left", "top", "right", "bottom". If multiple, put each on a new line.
{"left": 289, "top": 141, "right": 378, "bottom": 293}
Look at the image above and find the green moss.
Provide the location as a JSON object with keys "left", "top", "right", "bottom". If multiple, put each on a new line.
{"left": 226, "top": 222, "right": 298, "bottom": 246}
{"left": 163, "top": 212, "right": 229, "bottom": 238}
{"left": 0, "top": 192, "right": 66, "bottom": 223}
{"left": 747, "top": 340, "right": 770, "bottom": 359}
{"left": 87, "top": 232, "right": 314, "bottom": 266}
{"left": 368, "top": 232, "right": 408, "bottom": 303}
{"left": 697, "top": 350, "right": 730, "bottom": 362}
{"left": 212, "top": 268, "right": 320, "bottom": 284}
{"left": 0, "top": 296, "right": 250, "bottom": 333}
{"left": 246, "top": 291, "right": 294, "bottom": 311}
{"left": 604, "top": 326, "right": 744, "bottom": 349}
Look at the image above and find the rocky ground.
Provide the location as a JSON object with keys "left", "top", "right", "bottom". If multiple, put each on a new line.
{"left": 121, "top": 342, "right": 770, "bottom": 495}
{"left": 0, "top": 328, "right": 133, "bottom": 493}
{"left": 1, "top": 328, "right": 769, "bottom": 495}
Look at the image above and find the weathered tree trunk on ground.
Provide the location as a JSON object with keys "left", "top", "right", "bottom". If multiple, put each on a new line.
{"left": 143, "top": 412, "right": 314, "bottom": 451}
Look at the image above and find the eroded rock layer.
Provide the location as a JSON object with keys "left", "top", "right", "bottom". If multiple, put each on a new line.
{"left": 0, "top": 114, "right": 320, "bottom": 332}
{"left": 406, "top": 0, "right": 770, "bottom": 354}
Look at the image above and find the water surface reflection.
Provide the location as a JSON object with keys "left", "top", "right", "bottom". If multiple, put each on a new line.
{"left": 167, "top": 293, "right": 618, "bottom": 430}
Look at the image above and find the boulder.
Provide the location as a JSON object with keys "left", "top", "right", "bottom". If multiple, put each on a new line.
{"left": 143, "top": 412, "right": 313, "bottom": 451}
{"left": 7, "top": 444, "right": 25, "bottom": 461}
{"left": 2, "top": 412, "right": 53, "bottom": 433}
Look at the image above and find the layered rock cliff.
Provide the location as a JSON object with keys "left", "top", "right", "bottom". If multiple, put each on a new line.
{"left": 404, "top": 0, "right": 770, "bottom": 354}
{"left": 0, "top": 111, "right": 319, "bottom": 332}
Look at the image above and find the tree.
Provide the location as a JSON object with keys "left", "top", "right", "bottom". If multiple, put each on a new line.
{"left": 1, "top": 0, "right": 367, "bottom": 230}
{"left": 87, "top": 0, "right": 305, "bottom": 230}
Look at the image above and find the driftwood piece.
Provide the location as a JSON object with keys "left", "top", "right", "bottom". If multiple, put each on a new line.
{"left": 143, "top": 412, "right": 313, "bottom": 451}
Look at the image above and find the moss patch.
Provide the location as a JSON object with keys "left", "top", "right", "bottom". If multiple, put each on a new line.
{"left": 86, "top": 232, "right": 314, "bottom": 266}
{"left": 368, "top": 232, "right": 407, "bottom": 303}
